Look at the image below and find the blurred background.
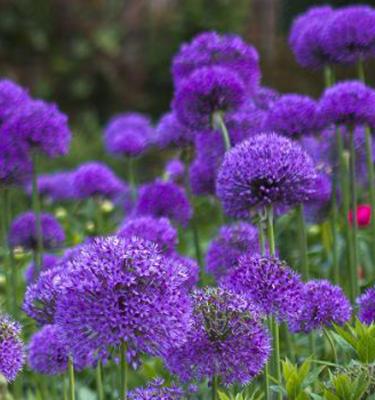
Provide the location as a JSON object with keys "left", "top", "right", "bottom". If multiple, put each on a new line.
{"left": 0, "top": 0, "right": 374, "bottom": 170}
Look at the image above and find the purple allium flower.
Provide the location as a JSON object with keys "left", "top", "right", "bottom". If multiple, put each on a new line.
{"left": 8, "top": 211, "right": 65, "bottom": 250}
{"left": 265, "top": 94, "right": 320, "bottom": 138}
{"left": 252, "top": 86, "right": 280, "bottom": 111}
{"left": 216, "top": 133, "right": 317, "bottom": 217}
{"left": 304, "top": 172, "right": 332, "bottom": 223}
{"left": 205, "top": 222, "right": 260, "bottom": 280}
{"left": 319, "top": 81, "right": 375, "bottom": 129}
{"left": 173, "top": 66, "right": 245, "bottom": 130}
{"left": 0, "top": 79, "right": 29, "bottom": 122}
{"left": 172, "top": 32, "right": 260, "bottom": 94}
{"left": 154, "top": 112, "right": 195, "bottom": 148}
{"left": 324, "top": 5, "right": 375, "bottom": 65}
{"left": 223, "top": 255, "right": 304, "bottom": 323}
{"left": 104, "top": 112, "right": 152, "bottom": 157}
{"left": 0, "top": 314, "right": 25, "bottom": 382}
{"left": 24, "top": 254, "right": 60, "bottom": 285}
{"left": 289, "top": 6, "right": 334, "bottom": 69}
{"left": 73, "top": 161, "right": 125, "bottom": 200}
{"left": 55, "top": 236, "right": 191, "bottom": 363}
{"left": 2, "top": 99, "right": 71, "bottom": 158}
{"left": 118, "top": 216, "right": 178, "bottom": 255}
{"left": 357, "top": 287, "right": 375, "bottom": 325}
{"left": 165, "top": 159, "right": 185, "bottom": 182}
{"left": 164, "top": 287, "right": 271, "bottom": 385}
{"left": 168, "top": 253, "right": 199, "bottom": 290}
{"left": 129, "top": 379, "right": 185, "bottom": 400}
{"left": 135, "top": 180, "right": 192, "bottom": 226}
{"left": 289, "top": 280, "right": 352, "bottom": 333}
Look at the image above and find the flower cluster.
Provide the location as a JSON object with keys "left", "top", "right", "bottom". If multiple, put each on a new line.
{"left": 129, "top": 379, "right": 186, "bottom": 400}
{"left": 357, "top": 287, "right": 375, "bottom": 325}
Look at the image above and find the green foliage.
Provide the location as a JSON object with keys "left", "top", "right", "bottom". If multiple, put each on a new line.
{"left": 218, "top": 387, "right": 262, "bottom": 400}
{"left": 323, "top": 371, "right": 370, "bottom": 400}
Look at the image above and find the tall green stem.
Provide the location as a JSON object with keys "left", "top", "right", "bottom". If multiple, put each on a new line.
{"left": 211, "top": 376, "right": 218, "bottom": 400}
{"left": 323, "top": 329, "right": 338, "bottom": 364}
{"left": 127, "top": 158, "right": 137, "bottom": 202}
{"left": 96, "top": 360, "right": 104, "bottom": 400}
{"left": 331, "top": 179, "right": 340, "bottom": 285}
{"left": 297, "top": 204, "right": 309, "bottom": 280}
{"left": 68, "top": 357, "right": 75, "bottom": 400}
{"left": 324, "top": 65, "right": 334, "bottom": 87}
{"left": 357, "top": 59, "right": 365, "bottom": 83}
{"left": 1, "top": 189, "right": 11, "bottom": 312}
{"left": 213, "top": 112, "right": 231, "bottom": 151}
{"left": 120, "top": 342, "right": 128, "bottom": 400}
{"left": 95, "top": 197, "right": 104, "bottom": 235}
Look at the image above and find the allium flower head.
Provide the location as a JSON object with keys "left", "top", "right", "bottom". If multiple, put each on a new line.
{"left": 289, "top": 280, "right": 352, "bottom": 333}
{"left": 73, "top": 161, "right": 125, "bottom": 200}
{"left": 164, "top": 159, "right": 185, "bottom": 182}
{"left": 216, "top": 133, "right": 317, "bottom": 217}
{"left": 104, "top": 112, "right": 152, "bottom": 157}
{"left": 0, "top": 79, "right": 29, "bottom": 122}
{"left": 129, "top": 379, "right": 185, "bottom": 400}
{"left": 357, "top": 287, "right": 375, "bottom": 325}
{"left": 167, "top": 253, "right": 199, "bottom": 290}
{"left": 223, "top": 255, "right": 304, "bottom": 322}
{"left": 135, "top": 180, "right": 192, "bottom": 226}
{"left": 8, "top": 211, "right": 65, "bottom": 250}
{"left": 304, "top": 172, "right": 332, "bottom": 223}
{"left": 252, "top": 86, "right": 279, "bottom": 110}
{"left": 24, "top": 254, "right": 60, "bottom": 285}
{"left": 324, "top": 5, "right": 375, "bottom": 65}
{"left": 165, "top": 287, "right": 271, "bottom": 385}
{"left": 0, "top": 314, "right": 25, "bottom": 382}
{"left": 173, "top": 66, "right": 245, "bottom": 130}
{"left": 205, "top": 222, "right": 260, "bottom": 280}
{"left": 265, "top": 94, "right": 320, "bottom": 138}
{"left": 118, "top": 216, "right": 178, "bottom": 255}
{"left": 319, "top": 81, "right": 375, "bottom": 128}
{"left": 55, "top": 236, "right": 191, "bottom": 363}
{"left": 3, "top": 99, "right": 71, "bottom": 158}
{"left": 172, "top": 31, "right": 260, "bottom": 94}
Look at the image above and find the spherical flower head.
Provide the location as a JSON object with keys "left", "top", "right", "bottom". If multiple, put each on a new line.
{"left": 165, "top": 287, "right": 271, "bottom": 385}
{"left": 3, "top": 99, "right": 71, "bottom": 158}
{"left": 289, "top": 280, "right": 352, "bottom": 333}
{"left": 216, "top": 133, "right": 317, "bottom": 217}
{"left": 8, "top": 211, "right": 65, "bottom": 251}
{"left": 349, "top": 204, "right": 372, "bottom": 228}
{"left": 173, "top": 66, "right": 245, "bottom": 130}
{"left": 55, "top": 236, "right": 192, "bottom": 363}
{"left": 168, "top": 253, "right": 199, "bottom": 290}
{"left": 324, "top": 5, "right": 375, "bottom": 65}
{"left": 357, "top": 287, "right": 375, "bottom": 325}
{"left": 319, "top": 81, "right": 375, "bottom": 128}
{"left": 129, "top": 379, "right": 186, "bottom": 400}
{"left": 205, "top": 222, "right": 259, "bottom": 280}
{"left": 164, "top": 159, "right": 185, "bottom": 182}
{"left": 118, "top": 216, "right": 178, "bottom": 255}
{"left": 135, "top": 180, "right": 192, "bottom": 227}
{"left": 0, "top": 314, "right": 25, "bottom": 382}
{"left": 223, "top": 255, "right": 304, "bottom": 323}
{"left": 172, "top": 31, "right": 261, "bottom": 94}
{"left": 265, "top": 94, "right": 320, "bottom": 138}
{"left": 73, "top": 161, "right": 125, "bottom": 200}
{"left": 24, "top": 254, "right": 60, "bottom": 285}
{"left": 0, "top": 79, "right": 29, "bottom": 122}
{"left": 104, "top": 112, "right": 152, "bottom": 157}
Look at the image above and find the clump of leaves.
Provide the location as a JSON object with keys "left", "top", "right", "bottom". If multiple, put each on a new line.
{"left": 218, "top": 388, "right": 262, "bottom": 400}
{"left": 322, "top": 370, "right": 370, "bottom": 400}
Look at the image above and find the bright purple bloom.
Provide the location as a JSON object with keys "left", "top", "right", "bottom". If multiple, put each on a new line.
{"left": 0, "top": 79, "right": 29, "bottom": 122}
{"left": 324, "top": 5, "right": 375, "bottom": 65}
{"left": 223, "top": 255, "right": 304, "bottom": 322}
{"left": 304, "top": 172, "right": 332, "bottom": 223}
{"left": 205, "top": 222, "right": 260, "bottom": 280}
{"left": 216, "top": 133, "right": 317, "bottom": 217}
{"left": 104, "top": 112, "right": 152, "bottom": 157}
{"left": 173, "top": 66, "right": 245, "bottom": 130}
{"left": 8, "top": 211, "right": 65, "bottom": 250}
{"left": 165, "top": 287, "right": 271, "bottom": 385}
{"left": 118, "top": 216, "right": 178, "bottom": 255}
{"left": 0, "top": 314, "right": 25, "bottom": 382}
{"left": 24, "top": 254, "right": 60, "bottom": 285}
{"left": 289, "top": 280, "right": 352, "bottom": 333}
{"left": 164, "top": 159, "right": 185, "bottom": 182}
{"left": 136, "top": 180, "right": 192, "bottom": 226}
{"left": 168, "top": 253, "right": 199, "bottom": 290}
{"left": 357, "top": 287, "right": 375, "bottom": 325}
{"left": 73, "top": 161, "right": 125, "bottom": 200}
{"left": 172, "top": 32, "right": 260, "bottom": 94}
{"left": 129, "top": 379, "right": 185, "bottom": 400}
{"left": 252, "top": 86, "right": 279, "bottom": 110}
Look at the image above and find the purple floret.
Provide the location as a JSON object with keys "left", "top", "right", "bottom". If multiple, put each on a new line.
{"left": 205, "top": 222, "right": 260, "bottom": 280}
{"left": 164, "top": 287, "right": 271, "bottom": 385}
{"left": 216, "top": 133, "right": 317, "bottom": 217}
{"left": 357, "top": 287, "right": 375, "bottom": 325}
{"left": 167, "top": 253, "right": 199, "bottom": 290}
{"left": 164, "top": 159, "right": 185, "bottom": 183}
{"left": 24, "top": 254, "right": 60, "bottom": 285}
{"left": 173, "top": 66, "right": 245, "bottom": 130}
{"left": 129, "top": 379, "right": 186, "bottom": 400}
{"left": 0, "top": 79, "right": 29, "bottom": 122}
{"left": 8, "top": 211, "right": 65, "bottom": 250}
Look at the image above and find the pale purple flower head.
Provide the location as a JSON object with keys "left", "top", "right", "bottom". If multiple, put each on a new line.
{"left": 357, "top": 287, "right": 375, "bottom": 325}
{"left": 289, "top": 280, "right": 352, "bottom": 333}
{"left": 164, "top": 287, "right": 271, "bottom": 385}
{"left": 324, "top": 5, "right": 375, "bottom": 65}
{"left": 73, "top": 161, "right": 125, "bottom": 200}
{"left": 55, "top": 236, "right": 192, "bottom": 363}
{"left": 216, "top": 133, "right": 317, "bottom": 217}
{"left": 118, "top": 216, "right": 178, "bottom": 255}
{"left": 265, "top": 94, "right": 320, "bottom": 138}
{"left": 205, "top": 222, "right": 260, "bottom": 280}
{"left": 223, "top": 255, "right": 304, "bottom": 323}
{"left": 0, "top": 79, "right": 29, "bottom": 122}
{"left": 0, "top": 314, "right": 25, "bottom": 382}
{"left": 164, "top": 159, "right": 185, "bottom": 182}
{"left": 135, "top": 180, "right": 192, "bottom": 226}
{"left": 24, "top": 254, "right": 60, "bottom": 285}
{"left": 319, "top": 81, "right": 375, "bottom": 128}
{"left": 173, "top": 66, "right": 245, "bottom": 130}
{"left": 172, "top": 31, "right": 261, "bottom": 94}
{"left": 8, "top": 211, "right": 65, "bottom": 250}
{"left": 129, "top": 379, "right": 185, "bottom": 400}
{"left": 104, "top": 112, "right": 152, "bottom": 157}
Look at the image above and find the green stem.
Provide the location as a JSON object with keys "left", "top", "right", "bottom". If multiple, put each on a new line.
{"left": 68, "top": 357, "right": 75, "bottom": 400}
{"left": 95, "top": 197, "right": 104, "bottom": 235}
{"left": 331, "top": 179, "right": 340, "bottom": 285}
{"left": 323, "top": 329, "right": 338, "bottom": 364}
{"left": 324, "top": 65, "right": 333, "bottom": 87}
{"left": 214, "top": 112, "right": 231, "bottom": 151}
{"left": 266, "top": 206, "right": 275, "bottom": 256}
{"left": 96, "top": 360, "right": 104, "bottom": 400}
{"left": 63, "top": 374, "right": 68, "bottom": 400}
{"left": 1, "top": 189, "right": 10, "bottom": 313}
{"left": 297, "top": 204, "right": 309, "bottom": 280}
{"left": 120, "top": 342, "right": 128, "bottom": 400}
{"left": 211, "top": 376, "right": 218, "bottom": 400}
{"left": 127, "top": 158, "right": 137, "bottom": 202}
{"left": 357, "top": 59, "right": 365, "bottom": 83}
